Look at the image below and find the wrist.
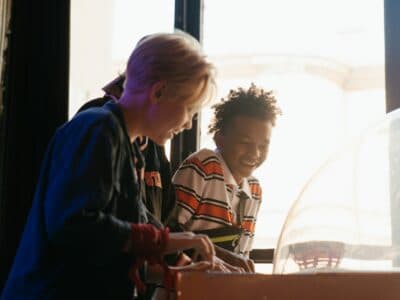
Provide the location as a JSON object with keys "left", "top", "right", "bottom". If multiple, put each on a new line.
{"left": 129, "top": 223, "right": 170, "bottom": 257}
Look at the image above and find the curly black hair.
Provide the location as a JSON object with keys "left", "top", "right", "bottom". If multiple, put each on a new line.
{"left": 208, "top": 83, "right": 281, "bottom": 135}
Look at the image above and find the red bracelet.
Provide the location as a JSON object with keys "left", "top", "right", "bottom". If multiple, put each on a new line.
{"left": 128, "top": 224, "right": 170, "bottom": 294}
{"left": 129, "top": 223, "right": 169, "bottom": 258}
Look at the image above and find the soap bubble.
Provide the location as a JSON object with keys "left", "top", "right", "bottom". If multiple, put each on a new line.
{"left": 273, "top": 108, "right": 400, "bottom": 274}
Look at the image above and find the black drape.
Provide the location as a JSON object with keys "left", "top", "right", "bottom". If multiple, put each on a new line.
{"left": 0, "top": 0, "right": 70, "bottom": 289}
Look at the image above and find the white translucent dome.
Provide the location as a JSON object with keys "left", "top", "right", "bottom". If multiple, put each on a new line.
{"left": 273, "top": 108, "right": 400, "bottom": 274}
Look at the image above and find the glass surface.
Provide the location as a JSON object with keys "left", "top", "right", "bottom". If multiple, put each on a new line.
{"left": 273, "top": 108, "right": 400, "bottom": 273}
{"left": 69, "top": 0, "right": 174, "bottom": 117}
{"left": 202, "top": 1, "right": 385, "bottom": 271}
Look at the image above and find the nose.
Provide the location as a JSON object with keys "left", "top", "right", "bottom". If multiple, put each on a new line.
{"left": 248, "top": 144, "right": 260, "bottom": 159}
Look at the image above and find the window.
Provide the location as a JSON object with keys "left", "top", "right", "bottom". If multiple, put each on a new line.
{"left": 70, "top": 0, "right": 387, "bottom": 274}
{"left": 201, "top": 0, "right": 385, "bottom": 273}
{"left": 69, "top": 0, "right": 174, "bottom": 117}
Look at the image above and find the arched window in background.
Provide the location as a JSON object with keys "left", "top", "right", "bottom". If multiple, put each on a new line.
{"left": 201, "top": 0, "right": 385, "bottom": 272}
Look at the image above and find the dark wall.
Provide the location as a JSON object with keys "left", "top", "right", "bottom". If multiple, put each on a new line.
{"left": 0, "top": 0, "right": 70, "bottom": 289}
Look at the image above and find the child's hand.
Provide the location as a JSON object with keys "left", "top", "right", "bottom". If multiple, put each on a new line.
{"left": 164, "top": 232, "right": 215, "bottom": 263}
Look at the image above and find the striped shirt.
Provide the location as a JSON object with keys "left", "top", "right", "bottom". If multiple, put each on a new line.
{"left": 172, "top": 148, "right": 262, "bottom": 255}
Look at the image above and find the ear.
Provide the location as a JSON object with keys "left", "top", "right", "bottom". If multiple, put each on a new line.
{"left": 149, "top": 80, "right": 166, "bottom": 104}
{"left": 214, "top": 131, "right": 225, "bottom": 150}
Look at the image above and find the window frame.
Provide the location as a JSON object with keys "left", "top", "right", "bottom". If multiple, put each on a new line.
{"left": 172, "top": 0, "right": 400, "bottom": 266}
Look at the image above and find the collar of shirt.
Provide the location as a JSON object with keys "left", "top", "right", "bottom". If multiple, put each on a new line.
{"left": 214, "top": 149, "right": 252, "bottom": 199}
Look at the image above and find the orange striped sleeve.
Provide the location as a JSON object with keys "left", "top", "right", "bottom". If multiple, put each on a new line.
{"left": 249, "top": 182, "right": 262, "bottom": 199}
{"left": 241, "top": 220, "right": 256, "bottom": 233}
{"left": 202, "top": 160, "right": 224, "bottom": 176}
{"left": 176, "top": 190, "right": 200, "bottom": 211}
{"left": 185, "top": 157, "right": 223, "bottom": 177}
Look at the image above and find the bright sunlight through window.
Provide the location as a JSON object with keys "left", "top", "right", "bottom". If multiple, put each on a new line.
{"left": 201, "top": 0, "right": 385, "bottom": 273}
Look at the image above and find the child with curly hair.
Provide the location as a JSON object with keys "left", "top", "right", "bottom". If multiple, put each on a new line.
{"left": 171, "top": 83, "right": 281, "bottom": 272}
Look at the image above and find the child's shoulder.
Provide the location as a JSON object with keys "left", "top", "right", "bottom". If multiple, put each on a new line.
{"left": 186, "top": 148, "right": 219, "bottom": 162}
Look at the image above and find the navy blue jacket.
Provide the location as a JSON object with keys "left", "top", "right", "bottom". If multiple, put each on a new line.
{"left": 1, "top": 101, "right": 147, "bottom": 300}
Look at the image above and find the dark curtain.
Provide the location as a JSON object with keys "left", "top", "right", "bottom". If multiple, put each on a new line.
{"left": 0, "top": 0, "right": 70, "bottom": 289}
